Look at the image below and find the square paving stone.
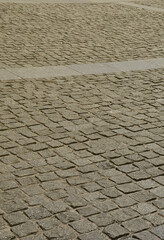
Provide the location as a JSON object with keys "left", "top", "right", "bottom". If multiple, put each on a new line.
{"left": 78, "top": 230, "right": 109, "bottom": 240}
{"left": 21, "top": 233, "right": 47, "bottom": 240}
{"left": 0, "top": 199, "right": 27, "bottom": 213}
{"left": 43, "top": 200, "right": 69, "bottom": 213}
{"left": 44, "top": 225, "right": 77, "bottom": 239}
{"left": 70, "top": 219, "right": 97, "bottom": 233}
{"left": 22, "top": 184, "right": 44, "bottom": 196}
{"left": 103, "top": 223, "right": 129, "bottom": 239}
{"left": 56, "top": 211, "right": 81, "bottom": 223}
{"left": 151, "top": 186, "right": 164, "bottom": 197}
{"left": 115, "top": 196, "right": 137, "bottom": 207}
{"left": 134, "top": 231, "right": 160, "bottom": 240}
{"left": 0, "top": 229, "right": 15, "bottom": 240}
{"left": 89, "top": 212, "right": 115, "bottom": 227}
{"left": 122, "top": 218, "right": 149, "bottom": 232}
{"left": 132, "top": 203, "right": 156, "bottom": 215}
{"left": 93, "top": 199, "right": 118, "bottom": 212}
{"left": 37, "top": 217, "right": 60, "bottom": 230}
{"left": 130, "top": 191, "right": 156, "bottom": 202}
{"left": 12, "top": 221, "right": 38, "bottom": 237}
{"left": 116, "top": 183, "right": 141, "bottom": 193}
{"left": 77, "top": 206, "right": 100, "bottom": 217}
{"left": 25, "top": 206, "right": 51, "bottom": 219}
{"left": 110, "top": 208, "right": 139, "bottom": 222}
{"left": 144, "top": 213, "right": 164, "bottom": 226}
{"left": 153, "top": 199, "right": 164, "bottom": 209}
{"left": 151, "top": 224, "right": 164, "bottom": 239}
{"left": 4, "top": 212, "right": 28, "bottom": 226}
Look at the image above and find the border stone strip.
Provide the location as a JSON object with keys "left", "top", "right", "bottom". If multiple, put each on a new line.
{"left": 0, "top": 58, "right": 163, "bottom": 81}
{"left": 119, "top": 2, "right": 164, "bottom": 13}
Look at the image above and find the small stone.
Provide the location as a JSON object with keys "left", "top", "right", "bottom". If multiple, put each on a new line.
{"left": 4, "top": 212, "right": 28, "bottom": 226}
{"left": 56, "top": 211, "right": 81, "bottom": 223}
{"left": 151, "top": 224, "right": 164, "bottom": 239}
{"left": 12, "top": 221, "right": 38, "bottom": 237}
{"left": 38, "top": 217, "right": 59, "bottom": 230}
{"left": 123, "top": 218, "right": 149, "bottom": 232}
{"left": 78, "top": 230, "right": 108, "bottom": 240}
{"left": 103, "top": 223, "right": 129, "bottom": 238}
{"left": 25, "top": 206, "right": 51, "bottom": 219}
{"left": 89, "top": 213, "right": 115, "bottom": 227}
{"left": 70, "top": 219, "right": 97, "bottom": 233}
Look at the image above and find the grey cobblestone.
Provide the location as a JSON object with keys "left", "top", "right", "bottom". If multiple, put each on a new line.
{"left": 0, "top": 1, "right": 164, "bottom": 238}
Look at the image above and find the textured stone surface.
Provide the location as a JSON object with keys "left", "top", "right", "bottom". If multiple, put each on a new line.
{"left": 0, "top": 0, "right": 164, "bottom": 239}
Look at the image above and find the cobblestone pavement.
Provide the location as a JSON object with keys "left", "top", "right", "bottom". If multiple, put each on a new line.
{"left": 0, "top": 0, "right": 164, "bottom": 240}
{"left": 0, "top": 2, "right": 164, "bottom": 69}
{"left": 132, "top": 0, "right": 164, "bottom": 8}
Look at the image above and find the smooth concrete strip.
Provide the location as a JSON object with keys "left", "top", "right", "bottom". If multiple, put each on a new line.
{"left": 0, "top": 57, "right": 163, "bottom": 81}
{"left": 120, "top": 2, "right": 164, "bottom": 13}
{"left": 0, "top": 69, "right": 21, "bottom": 81}
{"left": 104, "top": 58, "right": 164, "bottom": 72}
{"left": 7, "top": 66, "right": 81, "bottom": 79}
{"left": 68, "top": 63, "right": 119, "bottom": 75}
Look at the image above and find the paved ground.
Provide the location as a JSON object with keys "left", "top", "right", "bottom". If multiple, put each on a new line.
{"left": 0, "top": 0, "right": 164, "bottom": 239}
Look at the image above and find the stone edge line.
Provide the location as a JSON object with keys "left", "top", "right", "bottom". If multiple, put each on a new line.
{"left": 0, "top": 58, "right": 164, "bottom": 81}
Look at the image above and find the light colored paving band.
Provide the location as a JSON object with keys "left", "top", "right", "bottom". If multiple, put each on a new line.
{"left": 0, "top": 58, "right": 163, "bottom": 81}
{"left": 120, "top": 2, "right": 164, "bottom": 13}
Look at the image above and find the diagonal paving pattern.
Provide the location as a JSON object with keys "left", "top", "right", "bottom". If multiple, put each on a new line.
{"left": 0, "top": 68, "right": 164, "bottom": 239}
{"left": 0, "top": 0, "right": 164, "bottom": 239}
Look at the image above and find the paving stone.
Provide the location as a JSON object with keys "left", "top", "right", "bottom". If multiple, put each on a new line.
{"left": 130, "top": 191, "right": 157, "bottom": 202}
{"left": 66, "top": 195, "right": 87, "bottom": 208}
{"left": 93, "top": 199, "right": 118, "bottom": 212}
{"left": 110, "top": 208, "right": 139, "bottom": 222}
{"left": 153, "top": 199, "right": 164, "bottom": 209}
{"left": 70, "top": 219, "right": 97, "bottom": 233}
{"left": 24, "top": 206, "right": 51, "bottom": 219}
{"left": 150, "top": 187, "right": 164, "bottom": 198}
{"left": 21, "top": 233, "right": 47, "bottom": 240}
{"left": 37, "top": 217, "right": 60, "bottom": 230}
{"left": 21, "top": 184, "right": 44, "bottom": 196}
{"left": 101, "top": 187, "right": 121, "bottom": 198}
{"left": 82, "top": 182, "right": 102, "bottom": 192}
{"left": 144, "top": 213, "right": 164, "bottom": 226}
{"left": 137, "top": 179, "right": 159, "bottom": 190}
{"left": 43, "top": 200, "right": 69, "bottom": 213}
{"left": 56, "top": 211, "right": 81, "bottom": 223}
{"left": 151, "top": 224, "right": 164, "bottom": 239}
{"left": 89, "top": 212, "right": 115, "bottom": 226}
{"left": 46, "top": 190, "right": 68, "bottom": 201}
{"left": 103, "top": 223, "right": 129, "bottom": 239}
{"left": 4, "top": 212, "right": 28, "bottom": 226}
{"left": 78, "top": 230, "right": 109, "bottom": 240}
{"left": 134, "top": 230, "right": 160, "bottom": 240}
{"left": 132, "top": 203, "right": 156, "bottom": 215}
{"left": 115, "top": 196, "right": 137, "bottom": 207}
{"left": 117, "top": 183, "right": 141, "bottom": 193}
{"left": 123, "top": 218, "right": 149, "bottom": 232}
{"left": 0, "top": 229, "right": 15, "bottom": 240}
{"left": 77, "top": 206, "right": 100, "bottom": 217}
{"left": 0, "top": 199, "right": 27, "bottom": 213}
{"left": 0, "top": 216, "right": 7, "bottom": 230}
{"left": 44, "top": 225, "right": 77, "bottom": 239}
{"left": 154, "top": 176, "right": 164, "bottom": 185}
{"left": 128, "top": 171, "right": 151, "bottom": 181}
{"left": 12, "top": 221, "right": 38, "bottom": 237}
